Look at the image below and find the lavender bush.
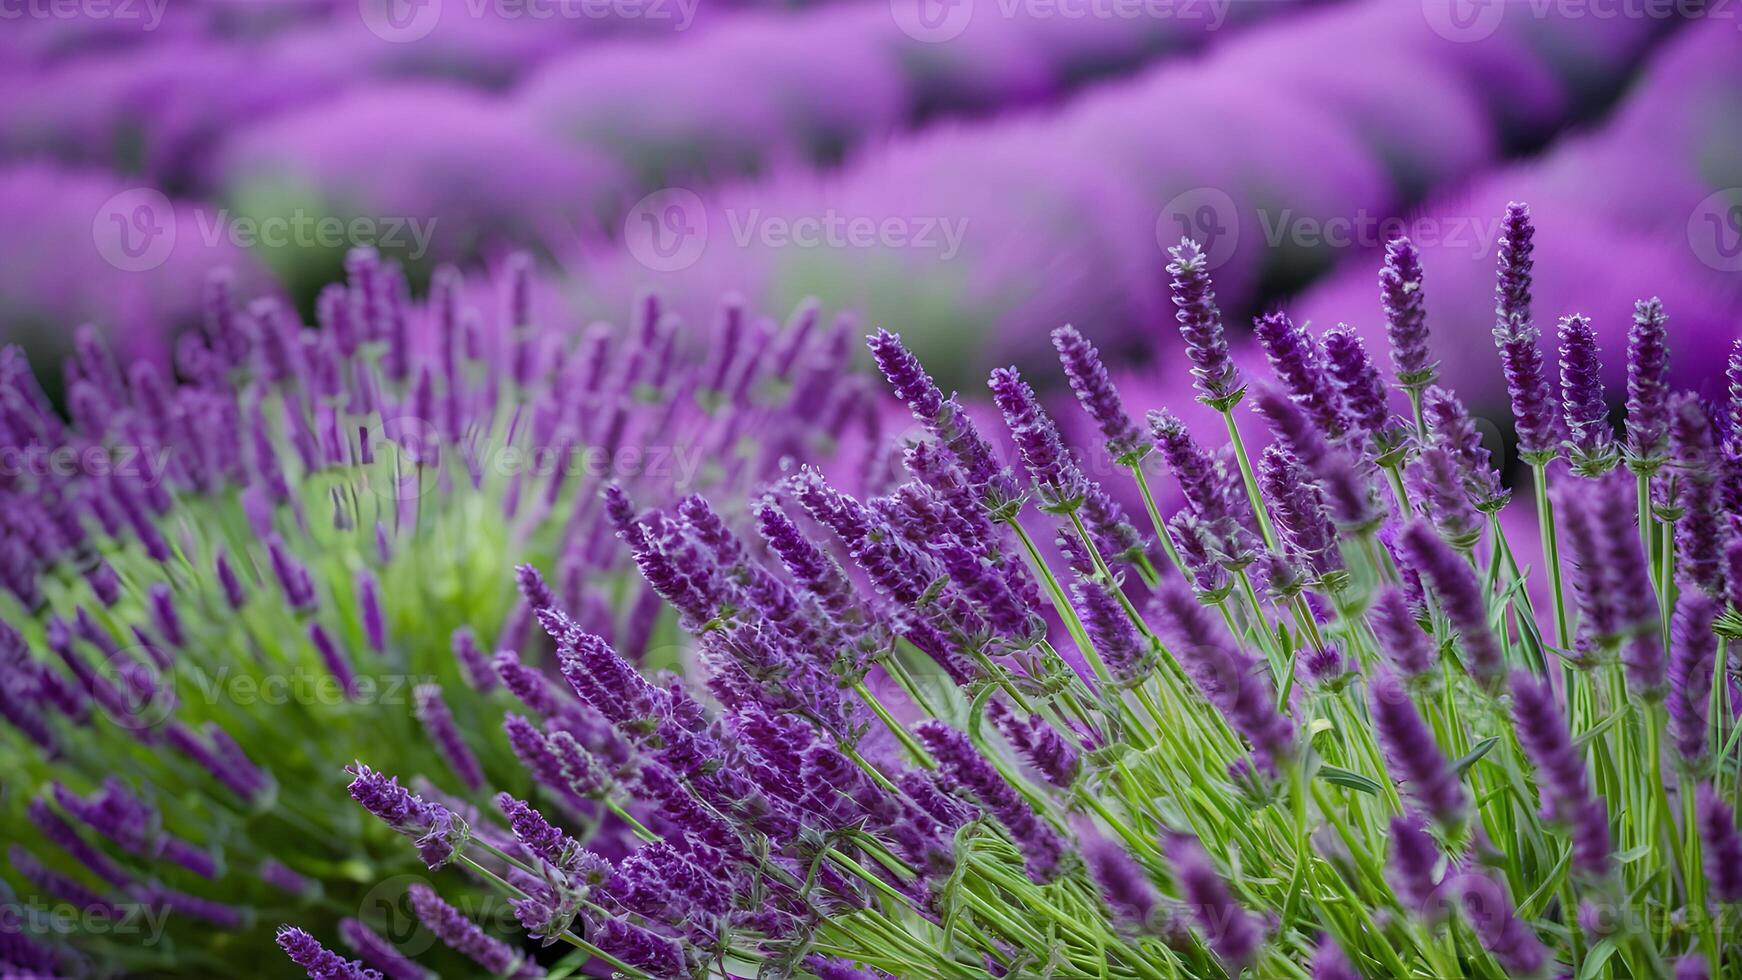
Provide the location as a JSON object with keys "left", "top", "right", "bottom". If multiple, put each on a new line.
{"left": 230, "top": 205, "right": 1742, "bottom": 978}
{"left": 0, "top": 248, "right": 866, "bottom": 974}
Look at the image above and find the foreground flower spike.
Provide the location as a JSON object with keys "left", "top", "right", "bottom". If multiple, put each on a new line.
{"left": 1397, "top": 521, "right": 1504, "bottom": 684}
{"left": 1369, "top": 671, "right": 1466, "bottom": 830}
{"left": 1323, "top": 325, "right": 1403, "bottom": 459}
{"left": 413, "top": 684, "right": 486, "bottom": 792}
{"left": 915, "top": 721, "right": 1067, "bottom": 882}
{"left": 1379, "top": 237, "right": 1436, "bottom": 391}
{"left": 1149, "top": 584, "right": 1294, "bottom": 770}
{"left": 1052, "top": 325, "right": 1143, "bottom": 462}
{"left": 1165, "top": 834, "right": 1262, "bottom": 970}
{"left": 1696, "top": 784, "right": 1742, "bottom": 903}
{"left": 1254, "top": 311, "right": 1345, "bottom": 439}
{"left": 1510, "top": 672, "right": 1611, "bottom": 879}
{"left": 1167, "top": 238, "right": 1242, "bottom": 408}
{"left": 339, "top": 918, "right": 429, "bottom": 980}
{"left": 1419, "top": 385, "right": 1509, "bottom": 511}
{"left": 1668, "top": 393, "right": 1727, "bottom": 598}
{"left": 1557, "top": 314, "right": 1618, "bottom": 474}
{"left": 1666, "top": 593, "right": 1720, "bottom": 768}
{"left": 276, "top": 926, "right": 381, "bottom": 980}
{"left": 1626, "top": 298, "right": 1672, "bottom": 468}
{"left": 1387, "top": 815, "right": 1447, "bottom": 921}
{"left": 867, "top": 329, "right": 1016, "bottom": 503}
{"left": 1311, "top": 935, "right": 1360, "bottom": 980}
{"left": 1076, "top": 821, "right": 1157, "bottom": 928}
{"left": 1493, "top": 316, "right": 1559, "bottom": 461}
{"left": 1253, "top": 387, "right": 1378, "bottom": 531}
{"left": 1458, "top": 874, "right": 1549, "bottom": 976}
{"left": 345, "top": 763, "right": 468, "bottom": 869}
{"left": 1368, "top": 587, "right": 1436, "bottom": 678}
{"left": 408, "top": 884, "right": 541, "bottom": 978}
{"left": 1495, "top": 202, "right": 1536, "bottom": 328}
{"left": 989, "top": 366, "right": 1086, "bottom": 510}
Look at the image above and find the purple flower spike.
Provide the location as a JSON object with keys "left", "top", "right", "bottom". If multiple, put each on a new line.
{"left": 1667, "top": 593, "right": 1720, "bottom": 768}
{"left": 1075, "top": 820, "right": 1156, "bottom": 928}
{"left": 1071, "top": 573, "right": 1149, "bottom": 684}
{"left": 868, "top": 329, "right": 1017, "bottom": 503}
{"left": 515, "top": 564, "right": 559, "bottom": 612}
{"left": 1369, "top": 587, "right": 1436, "bottom": 678}
{"left": 1510, "top": 671, "right": 1611, "bottom": 879}
{"left": 1420, "top": 386, "right": 1509, "bottom": 511}
{"left": 339, "top": 918, "right": 429, "bottom": 980}
{"left": 1406, "top": 445, "right": 1482, "bottom": 548}
{"left": 414, "top": 684, "right": 486, "bottom": 793}
{"left": 1557, "top": 314, "right": 1617, "bottom": 474}
{"left": 1626, "top": 298, "right": 1671, "bottom": 468}
{"left": 914, "top": 721, "right": 1068, "bottom": 883}
{"left": 1369, "top": 671, "right": 1466, "bottom": 829}
{"left": 308, "top": 623, "right": 359, "bottom": 700}
{"left": 1253, "top": 387, "right": 1377, "bottom": 532}
{"left": 987, "top": 701, "right": 1080, "bottom": 789}
{"left": 1387, "top": 815, "right": 1447, "bottom": 922}
{"left": 1311, "top": 935, "right": 1360, "bottom": 980}
{"left": 1380, "top": 237, "right": 1435, "bottom": 389}
{"left": 1260, "top": 446, "right": 1342, "bottom": 577}
{"left": 277, "top": 926, "right": 382, "bottom": 980}
{"left": 989, "top": 366, "right": 1086, "bottom": 511}
{"left": 1493, "top": 316, "right": 1560, "bottom": 461}
{"left": 408, "top": 884, "right": 539, "bottom": 978}
{"left": 1052, "top": 325, "right": 1143, "bottom": 462}
{"left": 450, "top": 627, "right": 497, "bottom": 693}
{"left": 1324, "top": 325, "right": 1402, "bottom": 458}
{"left": 1149, "top": 584, "right": 1294, "bottom": 771}
{"left": 1696, "top": 784, "right": 1742, "bottom": 903}
{"left": 1730, "top": 339, "right": 1742, "bottom": 455}
{"left": 1458, "top": 874, "right": 1548, "bottom": 977}
{"left": 358, "top": 573, "right": 385, "bottom": 653}
{"left": 345, "top": 763, "right": 468, "bottom": 869}
{"left": 1397, "top": 522, "right": 1503, "bottom": 685}
{"left": 1495, "top": 202, "right": 1535, "bottom": 328}
{"left": 1255, "top": 311, "right": 1345, "bottom": 439}
{"left": 1167, "top": 239, "right": 1242, "bottom": 409}
{"left": 1165, "top": 834, "right": 1262, "bottom": 970}
{"left": 1669, "top": 394, "right": 1726, "bottom": 599}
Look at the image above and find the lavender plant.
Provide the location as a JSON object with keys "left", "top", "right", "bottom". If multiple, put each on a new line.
{"left": 267, "top": 207, "right": 1742, "bottom": 979}
{"left": 0, "top": 249, "right": 863, "bottom": 974}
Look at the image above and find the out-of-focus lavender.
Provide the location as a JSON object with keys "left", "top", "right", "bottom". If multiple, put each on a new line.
{"left": 567, "top": 0, "right": 1679, "bottom": 378}
{"left": 1292, "top": 17, "right": 1742, "bottom": 420}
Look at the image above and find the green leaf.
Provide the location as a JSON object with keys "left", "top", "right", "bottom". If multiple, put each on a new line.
{"left": 1573, "top": 706, "right": 1631, "bottom": 749}
{"left": 1451, "top": 736, "right": 1500, "bottom": 777}
{"left": 1614, "top": 845, "right": 1653, "bottom": 865}
{"left": 1317, "top": 765, "right": 1383, "bottom": 795}
{"left": 1577, "top": 937, "right": 1621, "bottom": 980}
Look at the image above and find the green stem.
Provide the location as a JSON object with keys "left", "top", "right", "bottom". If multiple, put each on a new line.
{"left": 1221, "top": 408, "right": 1279, "bottom": 551}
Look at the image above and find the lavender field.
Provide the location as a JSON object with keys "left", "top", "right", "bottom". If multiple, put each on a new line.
{"left": 3, "top": 2, "right": 1742, "bottom": 978}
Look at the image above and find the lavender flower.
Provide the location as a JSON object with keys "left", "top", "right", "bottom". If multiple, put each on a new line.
{"left": 1168, "top": 239, "right": 1242, "bottom": 408}
{"left": 1149, "top": 584, "right": 1294, "bottom": 771}
{"left": 1405, "top": 446, "right": 1482, "bottom": 549}
{"left": 1380, "top": 237, "right": 1435, "bottom": 389}
{"left": 1076, "top": 821, "right": 1156, "bottom": 928}
{"left": 1510, "top": 671, "right": 1611, "bottom": 878}
{"left": 1420, "top": 386, "right": 1509, "bottom": 511}
{"left": 1071, "top": 573, "right": 1149, "bottom": 684}
{"left": 868, "top": 329, "right": 1017, "bottom": 504}
{"left": 1165, "top": 834, "right": 1263, "bottom": 970}
{"left": 1387, "top": 815, "right": 1447, "bottom": 921}
{"left": 1254, "top": 311, "right": 1345, "bottom": 439}
{"left": 1253, "top": 387, "right": 1378, "bottom": 531}
{"left": 1397, "top": 521, "right": 1503, "bottom": 685}
{"left": 914, "top": 721, "right": 1068, "bottom": 882}
{"left": 1311, "top": 936, "right": 1360, "bottom": 980}
{"left": 1368, "top": 587, "right": 1436, "bottom": 678}
{"left": 1369, "top": 671, "right": 1466, "bottom": 829}
{"left": 1052, "top": 325, "right": 1143, "bottom": 462}
{"left": 1323, "top": 325, "right": 1403, "bottom": 458}
{"left": 345, "top": 764, "right": 468, "bottom": 869}
{"left": 1557, "top": 314, "right": 1618, "bottom": 474}
{"left": 276, "top": 926, "right": 381, "bottom": 980}
{"left": 339, "top": 918, "right": 430, "bottom": 980}
{"left": 1666, "top": 593, "right": 1719, "bottom": 768}
{"left": 1696, "top": 784, "right": 1742, "bottom": 903}
{"left": 1458, "top": 874, "right": 1549, "bottom": 976}
{"left": 414, "top": 684, "right": 486, "bottom": 793}
{"left": 408, "top": 884, "right": 540, "bottom": 978}
{"left": 1493, "top": 315, "right": 1560, "bottom": 461}
{"left": 989, "top": 366, "right": 1086, "bottom": 511}
{"left": 987, "top": 700, "right": 1080, "bottom": 789}
{"left": 1669, "top": 393, "right": 1726, "bottom": 598}
{"left": 1625, "top": 298, "right": 1671, "bottom": 467}
{"left": 1260, "top": 446, "right": 1342, "bottom": 577}
{"left": 1495, "top": 202, "right": 1535, "bottom": 328}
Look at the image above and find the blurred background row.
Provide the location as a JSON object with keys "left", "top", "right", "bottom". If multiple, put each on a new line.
{"left": 3, "top": 0, "right": 1740, "bottom": 443}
